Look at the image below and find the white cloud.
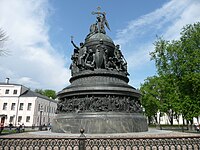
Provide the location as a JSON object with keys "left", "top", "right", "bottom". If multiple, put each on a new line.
{"left": 17, "top": 77, "right": 40, "bottom": 88}
{"left": 0, "top": 0, "right": 70, "bottom": 91}
{"left": 115, "top": 0, "right": 190, "bottom": 46}
{"left": 1, "top": 0, "right": 200, "bottom": 91}
{"left": 115, "top": 0, "right": 200, "bottom": 87}
{"left": 164, "top": 1, "right": 200, "bottom": 40}
{"left": 126, "top": 44, "right": 153, "bottom": 69}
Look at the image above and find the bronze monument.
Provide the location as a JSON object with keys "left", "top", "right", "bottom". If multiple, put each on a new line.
{"left": 52, "top": 8, "right": 148, "bottom": 133}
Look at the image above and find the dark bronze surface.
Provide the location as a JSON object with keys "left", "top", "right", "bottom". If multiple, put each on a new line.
{"left": 54, "top": 8, "right": 147, "bottom": 133}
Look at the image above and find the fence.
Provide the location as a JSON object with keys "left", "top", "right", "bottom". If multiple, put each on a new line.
{"left": 0, "top": 133, "right": 200, "bottom": 150}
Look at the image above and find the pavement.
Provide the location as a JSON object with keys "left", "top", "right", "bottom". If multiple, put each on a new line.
{"left": 1, "top": 128, "right": 200, "bottom": 138}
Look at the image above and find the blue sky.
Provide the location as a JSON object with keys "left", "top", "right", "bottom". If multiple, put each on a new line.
{"left": 0, "top": 0, "right": 200, "bottom": 92}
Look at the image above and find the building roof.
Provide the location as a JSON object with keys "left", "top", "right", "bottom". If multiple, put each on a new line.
{"left": 0, "top": 82, "right": 21, "bottom": 86}
{"left": 0, "top": 82, "right": 57, "bottom": 103}
{"left": 21, "top": 89, "right": 57, "bottom": 103}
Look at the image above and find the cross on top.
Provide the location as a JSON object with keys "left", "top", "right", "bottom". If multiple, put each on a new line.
{"left": 97, "top": 6, "right": 101, "bottom": 13}
{"left": 92, "top": 6, "right": 106, "bottom": 16}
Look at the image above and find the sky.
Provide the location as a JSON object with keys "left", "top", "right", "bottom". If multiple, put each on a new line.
{"left": 0, "top": 0, "right": 200, "bottom": 92}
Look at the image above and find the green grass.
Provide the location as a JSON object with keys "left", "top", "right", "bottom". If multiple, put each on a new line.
{"left": 0, "top": 128, "right": 34, "bottom": 135}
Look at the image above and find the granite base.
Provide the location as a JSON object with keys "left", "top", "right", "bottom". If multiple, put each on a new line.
{"left": 52, "top": 112, "right": 148, "bottom": 133}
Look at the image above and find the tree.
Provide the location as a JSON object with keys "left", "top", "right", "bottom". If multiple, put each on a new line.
{"left": 35, "top": 89, "right": 57, "bottom": 99}
{"left": 178, "top": 23, "right": 200, "bottom": 124}
{"left": 140, "top": 76, "right": 161, "bottom": 125}
{"left": 34, "top": 89, "right": 44, "bottom": 95}
{"left": 43, "top": 89, "right": 57, "bottom": 99}
{"left": 140, "top": 75, "right": 179, "bottom": 125}
{"left": 149, "top": 22, "right": 200, "bottom": 125}
{"left": 0, "top": 28, "right": 8, "bottom": 56}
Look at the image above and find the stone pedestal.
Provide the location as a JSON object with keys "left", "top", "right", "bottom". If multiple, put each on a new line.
{"left": 52, "top": 112, "right": 148, "bottom": 133}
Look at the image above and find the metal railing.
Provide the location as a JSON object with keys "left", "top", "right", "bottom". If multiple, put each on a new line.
{"left": 0, "top": 130, "right": 200, "bottom": 150}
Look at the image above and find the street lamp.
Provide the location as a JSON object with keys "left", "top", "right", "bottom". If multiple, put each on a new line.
{"left": 39, "top": 105, "right": 43, "bottom": 131}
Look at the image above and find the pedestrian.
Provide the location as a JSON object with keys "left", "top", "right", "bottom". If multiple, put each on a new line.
{"left": 0, "top": 122, "right": 4, "bottom": 134}
{"left": 9, "top": 123, "right": 13, "bottom": 132}
{"left": 194, "top": 123, "right": 199, "bottom": 132}
{"left": 48, "top": 123, "right": 51, "bottom": 131}
{"left": 16, "top": 123, "right": 21, "bottom": 133}
{"left": 21, "top": 123, "right": 25, "bottom": 132}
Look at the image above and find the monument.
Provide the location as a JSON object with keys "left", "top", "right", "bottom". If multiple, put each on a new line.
{"left": 52, "top": 7, "right": 148, "bottom": 133}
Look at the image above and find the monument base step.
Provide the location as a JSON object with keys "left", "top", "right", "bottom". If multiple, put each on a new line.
{"left": 52, "top": 112, "right": 148, "bottom": 133}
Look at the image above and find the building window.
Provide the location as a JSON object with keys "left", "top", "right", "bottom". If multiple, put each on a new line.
{"left": 18, "top": 116, "right": 22, "bottom": 122}
{"left": 13, "top": 90, "right": 17, "bottom": 94}
{"left": 3, "top": 103, "right": 7, "bottom": 110}
{"left": 26, "top": 116, "right": 30, "bottom": 122}
{"left": 27, "top": 103, "right": 32, "bottom": 110}
{"left": 19, "top": 103, "right": 24, "bottom": 110}
{"left": 5, "top": 89, "right": 9, "bottom": 94}
{"left": 9, "top": 116, "right": 14, "bottom": 123}
{"left": 43, "top": 117, "right": 45, "bottom": 122}
{"left": 11, "top": 103, "right": 16, "bottom": 110}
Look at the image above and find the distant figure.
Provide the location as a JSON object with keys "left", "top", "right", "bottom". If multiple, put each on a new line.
{"left": 43, "top": 124, "right": 47, "bottom": 130}
{"left": 19, "top": 124, "right": 22, "bottom": 132}
{"left": 9, "top": 123, "right": 13, "bottom": 131}
{"left": 48, "top": 123, "right": 51, "bottom": 131}
{"left": 32, "top": 124, "right": 35, "bottom": 129}
{"left": 16, "top": 123, "right": 21, "bottom": 133}
{"left": 0, "top": 122, "right": 4, "bottom": 134}
{"left": 194, "top": 123, "right": 200, "bottom": 132}
{"left": 21, "top": 123, "right": 25, "bottom": 132}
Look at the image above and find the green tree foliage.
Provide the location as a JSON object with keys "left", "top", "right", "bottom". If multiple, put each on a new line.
{"left": 43, "top": 89, "right": 57, "bottom": 99}
{"left": 35, "top": 89, "right": 57, "bottom": 99}
{"left": 141, "top": 22, "right": 200, "bottom": 125}
{"left": 140, "top": 76, "right": 161, "bottom": 124}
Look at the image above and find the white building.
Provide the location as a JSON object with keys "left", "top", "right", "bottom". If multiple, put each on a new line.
{"left": 0, "top": 79, "right": 57, "bottom": 127}
{"left": 154, "top": 112, "right": 199, "bottom": 125}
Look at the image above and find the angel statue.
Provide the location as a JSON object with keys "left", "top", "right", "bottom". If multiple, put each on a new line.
{"left": 92, "top": 7, "right": 110, "bottom": 34}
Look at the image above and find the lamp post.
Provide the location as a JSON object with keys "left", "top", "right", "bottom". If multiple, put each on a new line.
{"left": 47, "top": 101, "right": 51, "bottom": 125}
{"left": 39, "top": 105, "right": 43, "bottom": 131}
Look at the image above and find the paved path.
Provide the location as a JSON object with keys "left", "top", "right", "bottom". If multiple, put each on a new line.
{"left": 1, "top": 128, "right": 200, "bottom": 138}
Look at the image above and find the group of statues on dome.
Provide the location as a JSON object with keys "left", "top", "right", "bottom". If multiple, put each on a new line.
{"left": 69, "top": 7, "right": 128, "bottom": 76}
{"left": 57, "top": 95, "right": 142, "bottom": 113}
{"left": 108, "top": 44, "right": 128, "bottom": 74}
{"left": 70, "top": 38, "right": 128, "bottom": 76}
{"left": 86, "top": 7, "right": 110, "bottom": 39}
